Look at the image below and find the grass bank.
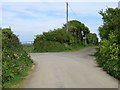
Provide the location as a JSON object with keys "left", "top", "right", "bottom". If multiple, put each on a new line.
{"left": 3, "top": 64, "right": 34, "bottom": 88}
{"left": 23, "top": 43, "right": 96, "bottom": 53}
{"left": 63, "top": 45, "right": 96, "bottom": 52}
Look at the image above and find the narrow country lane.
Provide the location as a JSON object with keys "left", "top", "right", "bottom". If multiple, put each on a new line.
{"left": 22, "top": 47, "right": 118, "bottom": 88}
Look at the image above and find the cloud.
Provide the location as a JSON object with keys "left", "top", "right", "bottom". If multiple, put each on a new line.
{"left": 2, "top": 2, "right": 118, "bottom": 42}
{"left": 2, "top": 3, "right": 66, "bottom": 41}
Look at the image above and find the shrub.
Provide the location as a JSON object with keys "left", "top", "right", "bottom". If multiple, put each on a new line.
{"left": 2, "top": 28, "right": 33, "bottom": 85}
{"left": 96, "top": 33, "right": 120, "bottom": 80}
{"left": 34, "top": 41, "right": 72, "bottom": 52}
{"left": 96, "top": 8, "right": 120, "bottom": 80}
{"left": 33, "top": 20, "right": 98, "bottom": 52}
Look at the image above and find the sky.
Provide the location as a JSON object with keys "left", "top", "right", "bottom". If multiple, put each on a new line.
{"left": 1, "top": 0, "right": 119, "bottom": 42}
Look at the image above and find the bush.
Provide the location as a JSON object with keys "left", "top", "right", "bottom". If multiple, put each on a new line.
{"left": 96, "top": 34, "right": 120, "bottom": 80}
{"left": 34, "top": 41, "right": 72, "bottom": 52}
{"left": 96, "top": 8, "right": 120, "bottom": 80}
{"left": 2, "top": 28, "right": 33, "bottom": 86}
{"left": 33, "top": 20, "right": 98, "bottom": 52}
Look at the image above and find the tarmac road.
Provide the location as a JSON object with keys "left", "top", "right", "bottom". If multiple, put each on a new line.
{"left": 23, "top": 47, "right": 118, "bottom": 88}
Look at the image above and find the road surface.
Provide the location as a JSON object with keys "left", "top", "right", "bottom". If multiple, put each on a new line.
{"left": 23, "top": 47, "right": 118, "bottom": 88}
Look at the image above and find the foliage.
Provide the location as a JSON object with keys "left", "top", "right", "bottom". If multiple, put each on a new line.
{"left": 36, "top": 28, "right": 71, "bottom": 44}
{"left": 2, "top": 28, "right": 33, "bottom": 87}
{"left": 34, "top": 20, "right": 98, "bottom": 52}
{"left": 34, "top": 41, "right": 72, "bottom": 52}
{"left": 87, "top": 33, "right": 98, "bottom": 45}
{"left": 63, "top": 20, "right": 90, "bottom": 44}
{"left": 99, "top": 8, "right": 120, "bottom": 41}
{"left": 96, "top": 8, "right": 120, "bottom": 80}
{"left": 3, "top": 66, "right": 32, "bottom": 88}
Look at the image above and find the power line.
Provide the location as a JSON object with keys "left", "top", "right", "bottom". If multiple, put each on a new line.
{"left": 68, "top": 4, "right": 80, "bottom": 20}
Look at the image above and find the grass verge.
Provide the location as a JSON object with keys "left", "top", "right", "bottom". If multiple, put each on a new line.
{"left": 22, "top": 42, "right": 97, "bottom": 53}
{"left": 2, "top": 64, "right": 34, "bottom": 88}
{"left": 33, "top": 45, "right": 96, "bottom": 53}
{"left": 63, "top": 45, "right": 96, "bottom": 52}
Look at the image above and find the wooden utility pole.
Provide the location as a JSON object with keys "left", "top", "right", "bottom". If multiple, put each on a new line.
{"left": 66, "top": 2, "right": 68, "bottom": 33}
{"left": 9, "top": 26, "right": 11, "bottom": 30}
{"left": 118, "top": 1, "right": 120, "bottom": 9}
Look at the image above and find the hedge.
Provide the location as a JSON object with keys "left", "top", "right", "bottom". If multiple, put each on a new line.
{"left": 1, "top": 28, "right": 33, "bottom": 86}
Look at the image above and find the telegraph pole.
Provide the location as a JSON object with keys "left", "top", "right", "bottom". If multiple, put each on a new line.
{"left": 118, "top": 1, "right": 120, "bottom": 9}
{"left": 9, "top": 26, "right": 11, "bottom": 30}
{"left": 66, "top": 2, "right": 68, "bottom": 33}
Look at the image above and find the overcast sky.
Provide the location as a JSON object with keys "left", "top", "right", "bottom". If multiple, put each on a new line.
{"left": 1, "top": 0, "right": 119, "bottom": 42}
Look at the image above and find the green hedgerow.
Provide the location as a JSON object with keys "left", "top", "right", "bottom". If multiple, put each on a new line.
{"left": 1, "top": 28, "right": 33, "bottom": 87}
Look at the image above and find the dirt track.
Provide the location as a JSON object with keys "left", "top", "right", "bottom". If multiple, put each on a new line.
{"left": 23, "top": 47, "right": 118, "bottom": 88}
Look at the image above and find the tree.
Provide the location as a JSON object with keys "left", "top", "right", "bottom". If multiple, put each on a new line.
{"left": 99, "top": 8, "right": 120, "bottom": 41}
{"left": 63, "top": 20, "right": 90, "bottom": 45}
{"left": 87, "top": 33, "right": 98, "bottom": 45}
{"left": 33, "top": 20, "right": 98, "bottom": 52}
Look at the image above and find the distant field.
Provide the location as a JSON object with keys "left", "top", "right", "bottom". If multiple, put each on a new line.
{"left": 22, "top": 44, "right": 34, "bottom": 53}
